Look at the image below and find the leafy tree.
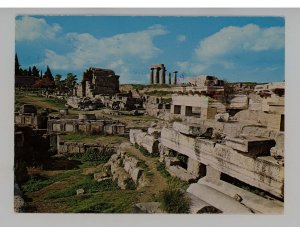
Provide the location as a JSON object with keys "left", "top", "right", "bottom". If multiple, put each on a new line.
{"left": 45, "top": 65, "right": 52, "bottom": 77}
{"left": 28, "top": 66, "right": 32, "bottom": 77}
{"left": 15, "top": 53, "right": 21, "bottom": 74}
{"left": 32, "top": 66, "right": 40, "bottom": 78}
{"left": 54, "top": 74, "right": 62, "bottom": 86}
{"left": 66, "top": 73, "right": 77, "bottom": 89}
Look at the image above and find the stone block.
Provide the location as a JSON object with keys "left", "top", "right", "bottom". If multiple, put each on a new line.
{"left": 187, "top": 158, "right": 201, "bottom": 176}
{"left": 215, "top": 113, "right": 229, "bottom": 122}
{"left": 147, "top": 127, "right": 161, "bottom": 139}
{"left": 225, "top": 135, "right": 275, "bottom": 156}
{"left": 173, "top": 121, "right": 206, "bottom": 136}
{"left": 129, "top": 129, "right": 143, "bottom": 144}
{"left": 76, "top": 188, "right": 85, "bottom": 195}
{"left": 167, "top": 165, "right": 198, "bottom": 183}
{"left": 65, "top": 124, "right": 74, "bottom": 132}
{"left": 131, "top": 168, "right": 143, "bottom": 183}
{"left": 206, "top": 165, "right": 221, "bottom": 181}
{"left": 138, "top": 135, "right": 159, "bottom": 154}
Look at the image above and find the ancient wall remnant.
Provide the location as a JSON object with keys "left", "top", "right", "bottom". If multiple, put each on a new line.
{"left": 75, "top": 67, "right": 120, "bottom": 97}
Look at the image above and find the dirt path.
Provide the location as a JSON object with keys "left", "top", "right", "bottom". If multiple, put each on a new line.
{"left": 121, "top": 142, "right": 169, "bottom": 202}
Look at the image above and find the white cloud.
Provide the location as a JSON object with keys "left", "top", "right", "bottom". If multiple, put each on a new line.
{"left": 16, "top": 16, "right": 62, "bottom": 41}
{"left": 195, "top": 24, "right": 284, "bottom": 60}
{"left": 176, "top": 34, "right": 186, "bottom": 42}
{"left": 176, "top": 61, "right": 209, "bottom": 75}
{"left": 44, "top": 24, "right": 168, "bottom": 71}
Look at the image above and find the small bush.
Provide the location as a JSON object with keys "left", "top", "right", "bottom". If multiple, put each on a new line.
{"left": 159, "top": 188, "right": 190, "bottom": 213}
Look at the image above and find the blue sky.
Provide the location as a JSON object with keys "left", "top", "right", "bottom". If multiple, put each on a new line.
{"left": 15, "top": 16, "right": 284, "bottom": 84}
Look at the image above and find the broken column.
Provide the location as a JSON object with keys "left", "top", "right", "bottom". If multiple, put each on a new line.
{"left": 161, "top": 67, "right": 166, "bottom": 84}
{"left": 168, "top": 72, "right": 172, "bottom": 85}
{"left": 150, "top": 67, "right": 154, "bottom": 84}
{"left": 155, "top": 67, "right": 161, "bottom": 84}
{"left": 173, "top": 71, "right": 178, "bottom": 85}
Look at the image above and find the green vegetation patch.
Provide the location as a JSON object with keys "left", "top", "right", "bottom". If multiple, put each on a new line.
{"left": 64, "top": 147, "right": 116, "bottom": 164}
{"left": 62, "top": 133, "right": 127, "bottom": 145}
{"left": 46, "top": 176, "right": 119, "bottom": 200}
{"left": 22, "top": 170, "right": 80, "bottom": 193}
{"left": 66, "top": 190, "right": 138, "bottom": 213}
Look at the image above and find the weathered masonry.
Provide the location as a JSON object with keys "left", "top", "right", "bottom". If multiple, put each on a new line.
{"left": 47, "top": 114, "right": 125, "bottom": 135}
{"left": 160, "top": 122, "right": 284, "bottom": 199}
{"left": 75, "top": 67, "right": 120, "bottom": 97}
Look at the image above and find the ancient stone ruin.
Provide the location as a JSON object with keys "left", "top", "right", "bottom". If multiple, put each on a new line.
{"left": 74, "top": 67, "right": 120, "bottom": 97}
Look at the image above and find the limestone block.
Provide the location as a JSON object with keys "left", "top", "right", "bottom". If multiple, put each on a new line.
{"left": 187, "top": 183, "right": 252, "bottom": 214}
{"left": 65, "top": 124, "right": 74, "bottom": 132}
{"left": 198, "top": 177, "right": 283, "bottom": 214}
{"left": 129, "top": 129, "right": 143, "bottom": 144}
{"left": 173, "top": 121, "right": 211, "bottom": 137}
{"left": 140, "top": 135, "right": 159, "bottom": 154}
{"left": 187, "top": 158, "right": 201, "bottom": 176}
{"left": 167, "top": 165, "right": 198, "bottom": 183}
{"left": 225, "top": 135, "right": 275, "bottom": 156}
{"left": 223, "top": 122, "right": 243, "bottom": 138}
{"left": 228, "top": 95, "right": 248, "bottom": 109}
{"left": 135, "top": 132, "right": 148, "bottom": 145}
{"left": 215, "top": 113, "right": 229, "bottom": 122}
{"left": 131, "top": 168, "right": 143, "bottom": 184}
{"left": 76, "top": 188, "right": 85, "bottom": 195}
{"left": 270, "top": 147, "right": 284, "bottom": 158}
{"left": 206, "top": 165, "right": 221, "bottom": 181}
{"left": 186, "top": 192, "right": 221, "bottom": 214}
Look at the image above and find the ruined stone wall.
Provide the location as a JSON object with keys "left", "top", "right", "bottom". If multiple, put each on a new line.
{"left": 161, "top": 127, "right": 284, "bottom": 198}
{"left": 47, "top": 119, "right": 125, "bottom": 135}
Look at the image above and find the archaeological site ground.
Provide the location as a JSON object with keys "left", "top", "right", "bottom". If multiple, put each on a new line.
{"left": 14, "top": 15, "right": 285, "bottom": 214}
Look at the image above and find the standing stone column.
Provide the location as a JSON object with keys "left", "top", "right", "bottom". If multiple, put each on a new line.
{"left": 155, "top": 67, "right": 161, "bottom": 84}
{"left": 150, "top": 68, "right": 154, "bottom": 84}
{"left": 161, "top": 67, "right": 166, "bottom": 84}
{"left": 173, "top": 71, "right": 178, "bottom": 85}
{"left": 168, "top": 72, "right": 172, "bottom": 85}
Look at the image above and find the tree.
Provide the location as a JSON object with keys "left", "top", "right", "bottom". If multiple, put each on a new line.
{"left": 45, "top": 65, "right": 52, "bottom": 77}
{"left": 54, "top": 74, "right": 62, "bottom": 86}
{"left": 32, "top": 66, "right": 40, "bottom": 78}
{"left": 66, "top": 73, "right": 77, "bottom": 90}
{"left": 15, "top": 53, "right": 20, "bottom": 75}
{"left": 28, "top": 67, "right": 32, "bottom": 77}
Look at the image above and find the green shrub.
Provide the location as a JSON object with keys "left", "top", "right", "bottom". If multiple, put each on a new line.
{"left": 159, "top": 188, "right": 190, "bottom": 213}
